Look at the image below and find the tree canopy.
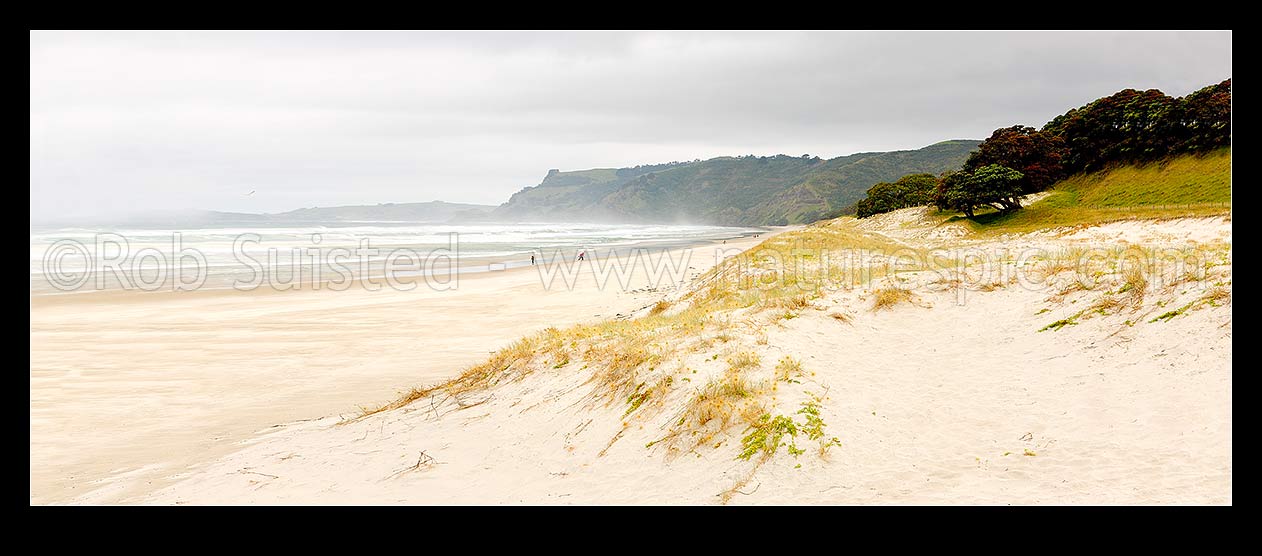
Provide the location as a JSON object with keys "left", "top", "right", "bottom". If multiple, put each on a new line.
{"left": 1042, "top": 79, "right": 1231, "bottom": 173}
{"left": 933, "top": 164, "right": 1025, "bottom": 218}
{"left": 962, "top": 126, "right": 1066, "bottom": 193}
{"left": 854, "top": 173, "right": 938, "bottom": 218}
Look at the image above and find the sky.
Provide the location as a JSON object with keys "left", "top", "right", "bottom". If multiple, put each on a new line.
{"left": 30, "top": 31, "right": 1231, "bottom": 222}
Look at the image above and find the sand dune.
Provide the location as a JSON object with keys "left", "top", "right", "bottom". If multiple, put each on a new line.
{"left": 30, "top": 234, "right": 774, "bottom": 504}
{"left": 109, "top": 213, "right": 1230, "bottom": 505}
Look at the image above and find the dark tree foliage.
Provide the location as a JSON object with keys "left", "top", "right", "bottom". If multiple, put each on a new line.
{"left": 932, "top": 165, "right": 1025, "bottom": 218}
{"left": 854, "top": 173, "right": 938, "bottom": 218}
{"left": 932, "top": 171, "right": 971, "bottom": 217}
{"left": 963, "top": 126, "right": 1066, "bottom": 193}
{"left": 1042, "top": 79, "right": 1230, "bottom": 173}
{"left": 1177, "top": 79, "right": 1231, "bottom": 153}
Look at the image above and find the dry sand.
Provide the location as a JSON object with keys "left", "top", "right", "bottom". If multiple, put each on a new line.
{"left": 99, "top": 212, "right": 1231, "bottom": 505}
{"left": 30, "top": 233, "right": 776, "bottom": 504}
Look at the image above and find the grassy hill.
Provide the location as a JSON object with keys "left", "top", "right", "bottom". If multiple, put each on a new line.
{"left": 750, "top": 140, "right": 982, "bottom": 224}
{"left": 494, "top": 141, "right": 980, "bottom": 225}
{"left": 966, "top": 148, "right": 1231, "bottom": 234}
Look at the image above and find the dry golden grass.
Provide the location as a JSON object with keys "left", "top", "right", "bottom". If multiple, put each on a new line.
{"left": 1120, "top": 265, "right": 1149, "bottom": 307}
{"left": 765, "top": 293, "right": 811, "bottom": 311}
{"left": 1055, "top": 280, "right": 1090, "bottom": 298}
{"left": 664, "top": 372, "right": 768, "bottom": 453}
{"left": 828, "top": 311, "right": 852, "bottom": 324}
{"left": 1202, "top": 285, "right": 1231, "bottom": 304}
{"left": 585, "top": 334, "right": 662, "bottom": 402}
{"left": 648, "top": 300, "right": 671, "bottom": 316}
{"left": 1039, "top": 247, "right": 1085, "bottom": 278}
{"left": 774, "top": 356, "right": 803, "bottom": 381}
{"left": 354, "top": 333, "right": 548, "bottom": 420}
{"left": 1087, "top": 295, "right": 1123, "bottom": 316}
{"left": 871, "top": 286, "right": 914, "bottom": 311}
{"left": 355, "top": 385, "right": 441, "bottom": 418}
{"left": 726, "top": 351, "right": 762, "bottom": 373}
{"left": 977, "top": 281, "right": 1006, "bottom": 292}
{"left": 446, "top": 336, "right": 543, "bottom": 398}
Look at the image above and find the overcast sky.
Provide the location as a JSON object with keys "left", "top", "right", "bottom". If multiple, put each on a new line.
{"left": 30, "top": 31, "right": 1231, "bottom": 222}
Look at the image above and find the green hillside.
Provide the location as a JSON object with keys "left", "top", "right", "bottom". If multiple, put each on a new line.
{"left": 750, "top": 140, "right": 982, "bottom": 224}
{"left": 1056, "top": 147, "right": 1231, "bottom": 207}
{"left": 494, "top": 141, "right": 980, "bottom": 225}
{"left": 967, "top": 148, "right": 1231, "bottom": 234}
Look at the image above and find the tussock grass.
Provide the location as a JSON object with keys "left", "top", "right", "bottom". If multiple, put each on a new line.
{"left": 354, "top": 333, "right": 548, "bottom": 419}
{"left": 1202, "top": 285, "right": 1231, "bottom": 305}
{"left": 447, "top": 336, "right": 543, "bottom": 398}
{"left": 356, "top": 385, "right": 440, "bottom": 418}
{"left": 585, "top": 333, "right": 667, "bottom": 403}
{"left": 871, "top": 286, "right": 914, "bottom": 311}
{"left": 666, "top": 373, "right": 768, "bottom": 452}
{"left": 648, "top": 300, "right": 671, "bottom": 316}
{"left": 1087, "top": 295, "right": 1124, "bottom": 316}
{"left": 1120, "top": 265, "right": 1149, "bottom": 307}
{"left": 1041, "top": 247, "right": 1084, "bottom": 277}
{"left": 726, "top": 351, "right": 762, "bottom": 374}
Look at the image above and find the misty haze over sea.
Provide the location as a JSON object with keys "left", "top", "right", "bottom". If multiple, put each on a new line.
{"left": 30, "top": 220, "right": 763, "bottom": 295}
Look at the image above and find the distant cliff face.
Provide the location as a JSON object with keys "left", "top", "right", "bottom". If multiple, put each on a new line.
{"left": 493, "top": 140, "right": 980, "bottom": 225}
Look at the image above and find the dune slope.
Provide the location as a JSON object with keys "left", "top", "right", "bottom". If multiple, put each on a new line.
{"left": 130, "top": 210, "right": 1232, "bottom": 505}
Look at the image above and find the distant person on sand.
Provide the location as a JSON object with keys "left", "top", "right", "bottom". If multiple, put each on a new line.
{"left": 577, "top": 250, "right": 585, "bottom": 262}
{"left": 530, "top": 254, "right": 536, "bottom": 265}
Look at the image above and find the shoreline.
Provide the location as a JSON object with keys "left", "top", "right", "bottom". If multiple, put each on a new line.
{"left": 30, "top": 227, "right": 794, "bottom": 504}
{"left": 29, "top": 228, "right": 778, "bottom": 303}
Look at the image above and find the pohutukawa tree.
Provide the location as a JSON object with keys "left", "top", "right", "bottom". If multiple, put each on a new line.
{"left": 963, "top": 125, "right": 1066, "bottom": 193}
{"left": 933, "top": 164, "right": 1025, "bottom": 218}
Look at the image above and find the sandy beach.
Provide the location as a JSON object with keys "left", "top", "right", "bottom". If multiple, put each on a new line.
{"left": 30, "top": 232, "right": 778, "bottom": 504}
{"left": 30, "top": 29, "right": 1232, "bottom": 507}
{"left": 43, "top": 211, "right": 1230, "bottom": 506}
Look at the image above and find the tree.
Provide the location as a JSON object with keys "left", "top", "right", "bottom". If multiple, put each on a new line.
{"left": 1177, "top": 78, "right": 1231, "bottom": 153}
{"left": 933, "top": 171, "right": 974, "bottom": 217}
{"left": 933, "top": 165, "right": 1025, "bottom": 218}
{"left": 1043, "top": 88, "right": 1184, "bottom": 173}
{"left": 855, "top": 173, "right": 938, "bottom": 218}
{"left": 964, "top": 126, "right": 1066, "bottom": 193}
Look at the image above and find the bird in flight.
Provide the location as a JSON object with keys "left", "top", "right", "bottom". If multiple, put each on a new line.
{"left": 246, "top": 190, "right": 256, "bottom": 196}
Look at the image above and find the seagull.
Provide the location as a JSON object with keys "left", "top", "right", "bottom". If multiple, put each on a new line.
{"left": 246, "top": 190, "right": 255, "bottom": 197}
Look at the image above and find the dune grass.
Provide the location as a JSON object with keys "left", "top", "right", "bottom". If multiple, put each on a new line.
{"left": 664, "top": 371, "right": 768, "bottom": 453}
{"left": 357, "top": 149, "right": 1232, "bottom": 425}
{"left": 871, "top": 286, "right": 914, "bottom": 311}
{"left": 774, "top": 356, "right": 804, "bottom": 381}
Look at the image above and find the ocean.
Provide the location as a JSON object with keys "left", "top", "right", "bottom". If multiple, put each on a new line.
{"left": 30, "top": 221, "right": 764, "bottom": 295}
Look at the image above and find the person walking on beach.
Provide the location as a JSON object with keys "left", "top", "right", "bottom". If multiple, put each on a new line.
{"left": 531, "top": 254, "right": 536, "bottom": 265}
{"left": 577, "top": 250, "right": 585, "bottom": 262}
